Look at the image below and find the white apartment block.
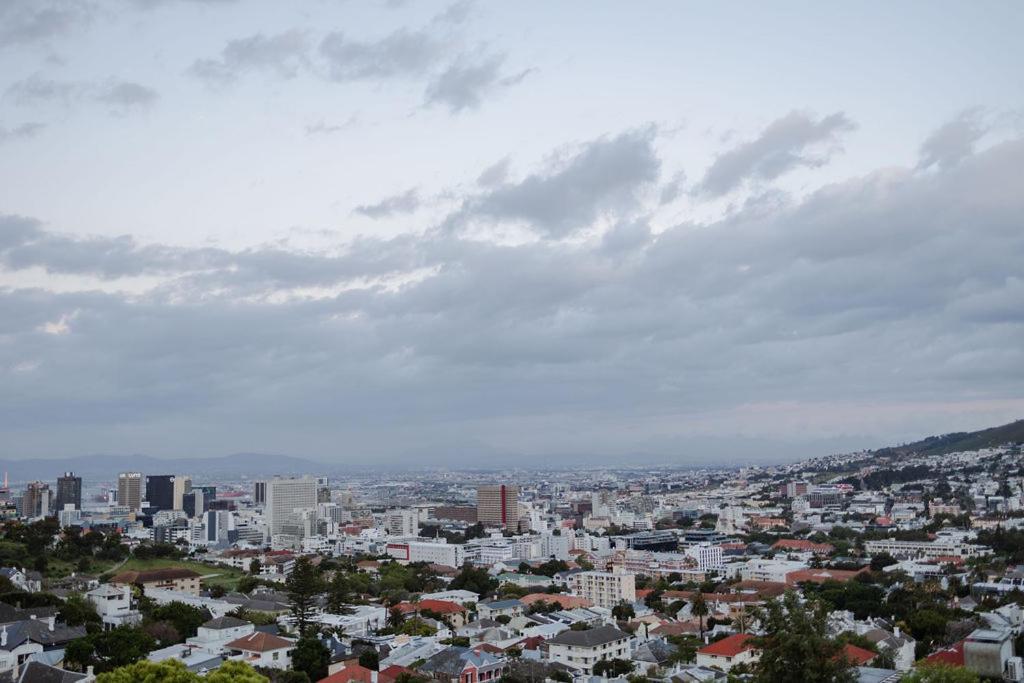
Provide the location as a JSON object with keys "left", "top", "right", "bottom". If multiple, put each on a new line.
{"left": 864, "top": 538, "right": 993, "bottom": 560}
{"left": 740, "top": 558, "right": 809, "bottom": 583}
{"left": 386, "top": 540, "right": 466, "bottom": 568}
{"left": 685, "top": 543, "right": 725, "bottom": 572}
{"left": 383, "top": 509, "right": 420, "bottom": 537}
{"left": 266, "top": 477, "right": 318, "bottom": 538}
{"left": 569, "top": 570, "right": 637, "bottom": 609}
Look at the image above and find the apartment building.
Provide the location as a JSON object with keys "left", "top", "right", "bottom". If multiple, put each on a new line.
{"left": 545, "top": 625, "right": 631, "bottom": 674}
{"left": 568, "top": 570, "right": 637, "bottom": 609}
{"left": 118, "top": 472, "right": 143, "bottom": 511}
{"left": 864, "top": 538, "right": 993, "bottom": 560}
{"left": 477, "top": 484, "right": 520, "bottom": 529}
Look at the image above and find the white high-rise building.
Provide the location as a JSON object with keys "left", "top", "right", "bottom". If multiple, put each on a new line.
{"left": 569, "top": 570, "right": 637, "bottom": 609}
{"left": 685, "top": 542, "right": 725, "bottom": 572}
{"left": 266, "top": 477, "right": 318, "bottom": 538}
{"left": 383, "top": 509, "right": 419, "bottom": 537}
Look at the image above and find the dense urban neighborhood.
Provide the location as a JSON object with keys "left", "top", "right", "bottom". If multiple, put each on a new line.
{"left": 1, "top": 422, "right": 1023, "bottom": 682}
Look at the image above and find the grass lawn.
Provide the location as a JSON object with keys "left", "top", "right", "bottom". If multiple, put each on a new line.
{"left": 113, "top": 557, "right": 247, "bottom": 591}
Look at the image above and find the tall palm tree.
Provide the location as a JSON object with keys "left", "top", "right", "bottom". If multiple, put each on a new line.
{"left": 691, "top": 592, "right": 709, "bottom": 641}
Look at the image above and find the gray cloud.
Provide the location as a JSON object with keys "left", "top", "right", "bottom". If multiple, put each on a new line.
{"left": 188, "top": 30, "right": 310, "bottom": 86}
{"left": 424, "top": 53, "right": 531, "bottom": 112}
{"left": 0, "top": 0, "right": 92, "bottom": 49}
{"left": 5, "top": 75, "right": 159, "bottom": 112}
{"left": 0, "top": 122, "right": 45, "bottom": 144}
{"left": 319, "top": 29, "right": 443, "bottom": 82}
{"left": 454, "top": 127, "right": 661, "bottom": 238}
{"left": 918, "top": 109, "right": 988, "bottom": 170}
{"left": 95, "top": 81, "right": 159, "bottom": 109}
{"left": 433, "top": 0, "right": 475, "bottom": 25}
{"left": 2, "top": 129, "right": 1022, "bottom": 462}
{"left": 354, "top": 189, "right": 422, "bottom": 219}
{"left": 699, "top": 111, "right": 856, "bottom": 196}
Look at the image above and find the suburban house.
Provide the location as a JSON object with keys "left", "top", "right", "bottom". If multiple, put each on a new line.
{"left": 476, "top": 600, "right": 524, "bottom": 621}
{"left": 224, "top": 631, "right": 295, "bottom": 669}
{"left": 110, "top": 568, "right": 203, "bottom": 595}
{"left": 695, "top": 634, "right": 759, "bottom": 672}
{"left": 544, "top": 625, "right": 632, "bottom": 675}
{"left": 419, "top": 646, "right": 506, "bottom": 683}
{"left": 186, "top": 616, "right": 255, "bottom": 654}
{"left": 86, "top": 584, "right": 143, "bottom": 630}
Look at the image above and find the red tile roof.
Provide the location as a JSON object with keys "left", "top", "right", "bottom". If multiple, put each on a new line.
{"left": 225, "top": 631, "right": 293, "bottom": 652}
{"left": 697, "top": 633, "right": 755, "bottom": 658}
{"left": 923, "top": 639, "right": 966, "bottom": 667}
{"left": 319, "top": 663, "right": 376, "bottom": 683}
{"left": 772, "top": 539, "right": 835, "bottom": 554}
{"left": 785, "top": 568, "right": 866, "bottom": 586}
{"left": 840, "top": 644, "right": 877, "bottom": 666}
{"left": 519, "top": 593, "right": 593, "bottom": 609}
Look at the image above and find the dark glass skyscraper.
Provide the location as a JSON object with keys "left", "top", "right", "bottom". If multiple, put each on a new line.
{"left": 145, "top": 474, "right": 175, "bottom": 512}
{"left": 55, "top": 472, "right": 82, "bottom": 512}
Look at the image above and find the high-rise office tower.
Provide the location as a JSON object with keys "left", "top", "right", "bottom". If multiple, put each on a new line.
{"left": 477, "top": 484, "right": 520, "bottom": 529}
{"left": 183, "top": 490, "right": 209, "bottom": 518}
{"left": 266, "top": 477, "right": 317, "bottom": 538}
{"left": 55, "top": 472, "right": 83, "bottom": 512}
{"left": 172, "top": 475, "right": 192, "bottom": 511}
{"left": 145, "top": 475, "right": 175, "bottom": 512}
{"left": 22, "top": 482, "right": 51, "bottom": 518}
{"left": 254, "top": 481, "right": 267, "bottom": 505}
{"left": 118, "top": 472, "right": 143, "bottom": 511}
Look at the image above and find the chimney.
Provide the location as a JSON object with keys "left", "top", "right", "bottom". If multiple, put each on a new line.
{"left": 894, "top": 626, "right": 901, "bottom": 638}
{"left": 87, "top": 665, "right": 95, "bottom": 677}
{"left": 1, "top": 625, "right": 6, "bottom": 647}
{"left": 48, "top": 615, "right": 55, "bottom": 631}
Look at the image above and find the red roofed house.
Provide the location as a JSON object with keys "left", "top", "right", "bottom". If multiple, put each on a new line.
{"left": 518, "top": 593, "right": 593, "bottom": 610}
{"left": 772, "top": 539, "right": 835, "bottom": 556}
{"left": 923, "top": 639, "right": 966, "bottom": 668}
{"left": 840, "top": 644, "right": 877, "bottom": 666}
{"left": 695, "top": 634, "right": 759, "bottom": 672}
{"left": 319, "top": 663, "right": 417, "bottom": 683}
{"left": 395, "top": 599, "right": 469, "bottom": 628}
{"left": 225, "top": 631, "right": 295, "bottom": 670}
{"left": 785, "top": 568, "right": 867, "bottom": 586}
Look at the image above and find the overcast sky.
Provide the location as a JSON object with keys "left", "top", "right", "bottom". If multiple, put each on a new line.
{"left": 1, "top": 1, "right": 1023, "bottom": 466}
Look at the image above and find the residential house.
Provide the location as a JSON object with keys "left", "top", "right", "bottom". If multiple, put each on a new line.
{"left": 419, "top": 646, "right": 506, "bottom": 683}
{"left": 544, "top": 625, "right": 631, "bottom": 675}
{"left": 224, "top": 631, "right": 295, "bottom": 670}
{"left": 695, "top": 634, "right": 759, "bottom": 672}
{"left": 110, "top": 568, "right": 202, "bottom": 595}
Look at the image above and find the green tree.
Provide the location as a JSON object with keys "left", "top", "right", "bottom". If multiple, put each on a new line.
{"left": 691, "top": 592, "right": 709, "bottom": 640}
{"left": 286, "top": 556, "right": 325, "bottom": 634}
{"left": 96, "top": 658, "right": 267, "bottom": 682}
{"left": 249, "top": 558, "right": 262, "bottom": 575}
{"left": 593, "top": 659, "right": 633, "bottom": 677}
{"left": 291, "top": 633, "right": 331, "bottom": 682}
{"left": 612, "top": 602, "right": 636, "bottom": 621}
{"left": 327, "top": 570, "right": 353, "bottom": 613}
{"left": 59, "top": 593, "right": 102, "bottom": 628}
{"left": 65, "top": 626, "right": 156, "bottom": 673}
{"left": 900, "top": 664, "right": 980, "bottom": 682}
{"left": 148, "top": 601, "right": 208, "bottom": 640}
{"left": 750, "top": 591, "right": 856, "bottom": 683}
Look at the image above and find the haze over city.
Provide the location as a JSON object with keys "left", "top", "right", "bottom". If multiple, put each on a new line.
{"left": 2, "top": 1, "right": 1023, "bottom": 465}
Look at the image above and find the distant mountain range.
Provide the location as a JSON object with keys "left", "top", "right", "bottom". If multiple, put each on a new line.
{"left": 872, "top": 418, "right": 1024, "bottom": 459}
{"left": 2, "top": 418, "right": 1021, "bottom": 483}
{"left": 0, "top": 452, "right": 326, "bottom": 484}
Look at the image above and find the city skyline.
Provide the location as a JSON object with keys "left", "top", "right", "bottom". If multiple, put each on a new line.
{"left": 2, "top": 1, "right": 1023, "bottom": 464}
